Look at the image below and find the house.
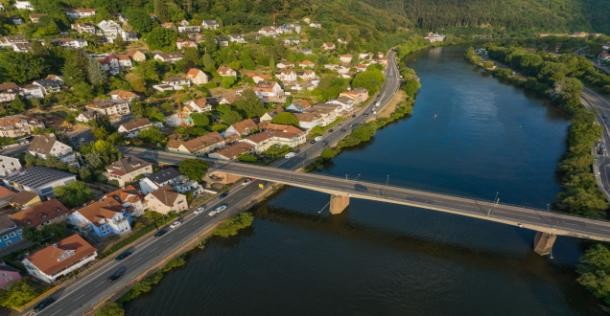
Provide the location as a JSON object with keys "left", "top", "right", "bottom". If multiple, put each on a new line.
{"left": 105, "top": 156, "right": 153, "bottom": 187}
{"left": 208, "top": 142, "right": 254, "bottom": 160}
{"left": 228, "top": 34, "right": 246, "bottom": 44}
{"left": 0, "top": 264, "right": 21, "bottom": 289}
{"left": 0, "top": 83, "right": 21, "bottom": 103}
{"left": 299, "top": 60, "right": 315, "bottom": 68}
{"left": 69, "top": 195, "right": 132, "bottom": 239}
{"left": 254, "top": 81, "right": 284, "bottom": 102}
{"left": 0, "top": 115, "right": 44, "bottom": 138}
{"left": 217, "top": 66, "right": 237, "bottom": 77}
{"left": 52, "top": 38, "right": 88, "bottom": 49}
{"left": 116, "top": 54, "right": 133, "bottom": 69}
{"left": 128, "top": 50, "right": 146, "bottom": 63}
{"left": 309, "top": 22, "right": 322, "bottom": 28}
{"left": 294, "top": 112, "right": 323, "bottom": 130}
{"left": 201, "top": 20, "right": 219, "bottom": 30}
{"left": 186, "top": 68, "right": 209, "bottom": 85}
{"left": 339, "top": 88, "right": 369, "bottom": 104}
{"left": 22, "top": 234, "right": 97, "bottom": 283}
{"left": 259, "top": 111, "right": 278, "bottom": 123}
{"left": 117, "top": 118, "right": 152, "bottom": 137}
{"left": 75, "top": 110, "right": 98, "bottom": 123}
{"left": 97, "top": 20, "right": 122, "bottom": 43}
{"left": 276, "top": 62, "right": 294, "bottom": 69}
{"left": 144, "top": 187, "right": 188, "bottom": 214}
{"left": 242, "top": 71, "right": 272, "bottom": 84}
{"left": 14, "top": 1, "right": 34, "bottom": 10}
{"left": 327, "top": 96, "right": 355, "bottom": 112}
{"left": 277, "top": 70, "right": 297, "bottom": 82}
{"left": 95, "top": 54, "right": 120, "bottom": 75}
{"left": 424, "top": 32, "right": 445, "bottom": 43}
{"left": 0, "top": 214, "right": 23, "bottom": 250}
{"left": 27, "top": 134, "right": 77, "bottom": 165}
{"left": 339, "top": 54, "right": 353, "bottom": 64}
{"left": 9, "top": 191, "right": 40, "bottom": 208}
{"left": 153, "top": 76, "right": 191, "bottom": 92}
{"left": 10, "top": 199, "right": 70, "bottom": 228}
{"left": 167, "top": 132, "right": 225, "bottom": 155}
{"left": 71, "top": 23, "right": 96, "bottom": 34}
{"left": 182, "top": 98, "right": 212, "bottom": 115}
{"left": 299, "top": 70, "right": 317, "bottom": 81}
{"left": 0, "top": 155, "right": 21, "bottom": 177}
{"left": 153, "top": 52, "right": 183, "bottom": 63}
{"left": 176, "top": 39, "right": 197, "bottom": 49}
{"left": 20, "top": 84, "right": 44, "bottom": 99}
{"left": 223, "top": 119, "right": 258, "bottom": 137}
{"left": 102, "top": 185, "right": 145, "bottom": 217}
{"left": 109, "top": 90, "right": 138, "bottom": 103}
{"left": 139, "top": 168, "right": 181, "bottom": 194}
{"left": 177, "top": 24, "right": 201, "bottom": 34}
{"left": 241, "top": 130, "right": 306, "bottom": 153}
{"left": 258, "top": 26, "right": 278, "bottom": 37}
{"left": 33, "top": 76, "right": 63, "bottom": 95}
{"left": 259, "top": 122, "right": 303, "bottom": 135}
{"left": 86, "top": 99, "right": 130, "bottom": 118}
{"left": 66, "top": 8, "right": 96, "bottom": 19}
{"left": 29, "top": 13, "right": 45, "bottom": 23}
{"left": 322, "top": 42, "right": 336, "bottom": 51}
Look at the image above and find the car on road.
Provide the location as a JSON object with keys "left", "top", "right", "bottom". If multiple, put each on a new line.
{"left": 363, "top": 113, "right": 369, "bottom": 116}
{"left": 154, "top": 227, "right": 169, "bottom": 237}
{"left": 169, "top": 220, "right": 182, "bottom": 229}
{"left": 34, "top": 297, "right": 56, "bottom": 312}
{"left": 310, "top": 140, "right": 316, "bottom": 144}
{"left": 194, "top": 206, "right": 206, "bottom": 215}
{"left": 375, "top": 101, "right": 380, "bottom": 107}
{"left": 242, "top": 178, "right": 252, "bottom": 186}
{"left": 109, "top": 266, "right": 127, "bottom": 281}
{"left": 115, "top": 248, "right": 134, "bottom": 261}
{"left": 219, "top": 192, "right": 229, "bottom": 199}
{"left": 328, "top": 129, "right": 334, "bottom": 133}
{"left": 340, "top": 127, "right": 347, "bottom": 132}
{"left": 284, "top": 152, "right": 296, "bottom": 159}
{"left": 314, "top": 136, "right": 323, "bottom": 142}
{"left": 208, "top": 204, "right": 228, "bottom": 216}
{"left": 354, "top": 184, "right": 368, "bottom": 192}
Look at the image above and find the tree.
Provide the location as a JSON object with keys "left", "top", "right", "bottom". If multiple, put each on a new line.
{"left": 137, "top": 127, "right": 167, "bottom": 147}
{"left": 233, "top": 90, "right": 265, "bottom": 118}
{"left": 154, "top": 0, "right": 170, "bottom": 22}
{"left": 144, "top": 27, "right": 177, "bottom": 51}
{"left": 578, "top": 244, "right": 610, "bottom": 306}
{"left": 220, "top": 76, "right": 236, "bottom": 88}
{"left": 0, "top": 52, "right": 47, "bottom": 84}
{"left": 62, "top": 50, "right": 88, "bottom": 86}
{"left": 54, "top": 181, "right": 93, "bottom": 208}
{"left": 178, "top": 159, "right": 208, "bottom": 181}
{"left": 23, "top": 223, "right": 68, "bottom": 245}
{"left": 96, "top": 302, "right": 125, "bottom": 316}
{"left": 0, "top": 280, "right": 37, "bottom": 309}
{"left": 216, "top": 104, "right": 242, "bottom": 125}
{"left": 352, "top": 67, "right": 385, "bottom": 94}
{"left": 314, "top": 75, "right": 349, "bottom": 101}
{"left": 125, "top": 8, "right": 154, "bottom": 34}
{"left": 271, "top": 112, "right": 299, "bottom": 126}
{"left": 87, "top": 57, "right": 107, "bottom": 88}
{"left": 190, "top": 113, "right": 210, "bottom": 127}
{"left": 202, "top": 53, "right": 216, "bottom": 73}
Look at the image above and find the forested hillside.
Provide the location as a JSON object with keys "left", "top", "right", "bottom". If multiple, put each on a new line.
{"left": 369, "top": 0, "right": 610, "bottom": 34}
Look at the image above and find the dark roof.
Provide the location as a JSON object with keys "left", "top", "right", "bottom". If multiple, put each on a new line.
{"left": 148, "top": 168, "right": 180, "bottom": 185}
{"left": 10, "top": 191, "right": 38, "bottom": 206}
{"left": 10, "top": 199, "right": 69, "bottom": 227}
{"left": 0, "top": 213, "right": 18, "bottom": 233}
{"left": 5, "top": 167, "right": 75, "bottom": 189}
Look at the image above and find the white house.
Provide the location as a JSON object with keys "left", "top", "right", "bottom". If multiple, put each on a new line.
{"left": 0, "top": 155, "right": 21, "bottom": 177}
{"left": 254, "top": 81, "right": 284, "bottom": 102}
{"left": 241, "top": 130, "right": 306, "bottom": 153}
{"left": 22, "top": 234, "right": 97, "bottom": 283}
{"left": 69, "top": 197, "right": 132, "bottom": 239}
{"left": 339, "top": 54, "right": 353, "bottom": 64}
{"left": 217, "top": 66, "right": 237, "bottom": 77}
{"left": 201, "top": 20, "right": 219, "bottom": 30}
{"left": 86, "top": 99, "right": 130, "bottom": 117}
{"left": 117, "top": 118, "right": 153, "bottom": 138}
{"left": 186, "top": 68, "right": 208, "bottom": 85}
{"left": 144, "top": 187, "right": 188, "bottom": 215}
{"left": 277, "top": 70, "right": 297, "bottom": 83}
{"left": 14, "top": 1, "right": 33, "bottom": 10}
{"left": 66, "top": 8, "right": 96, "bottom": 19}
{"left": 153, "top": 52, "right": 183, "bottom": 63}
{"left": 27, "top": 134, "right": 77, "bottom": 166}
{"left": 97, "top": 20, "right": 123, "bottom": 43}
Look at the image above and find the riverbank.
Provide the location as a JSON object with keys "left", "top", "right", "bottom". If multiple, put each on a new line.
{"left": 465, "top": 45, "right": 610, "bottom": 309}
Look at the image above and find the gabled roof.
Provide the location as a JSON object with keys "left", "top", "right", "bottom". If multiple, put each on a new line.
{"left": 106, "top": 156, "right": 151, "bottom": 176}
{"left": 148, "top": 168, "right": 180, "bottom": 185}
{"left": 10, "top": 199, "right": 69, "bottom": 227}
{"left": 26, "top": 234, "right": 96, "bottom": 276}
{"left": 212, "top": 142, "right": 253, "bottom": 159}
{"left": 167, "top": 132, "right": 224, "bottom": 152}
{"left": 27, "top": 134, "right": 68, "bottom": 156}
{"left": 149, "top": 187, "right": 181, "bottom": 206}
{"left": 119, "top": 118, "right": 151, "bottom": 132}
{"left": 230, "top": 119, "right": 258, "bottom": 135}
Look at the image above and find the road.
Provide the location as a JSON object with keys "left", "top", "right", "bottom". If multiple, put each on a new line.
{"left": 37, "top": 51, "right": 401, "bottom": 316}
{"left": 127, "top": 148, "right": 610, "bottom": 243}
{"left": 581, "top": 88, "right": 610, "bottom": 199}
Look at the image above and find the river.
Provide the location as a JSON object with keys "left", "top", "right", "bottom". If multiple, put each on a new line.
{"left": 125, "top": 47, "right": 603, "bottom": 315}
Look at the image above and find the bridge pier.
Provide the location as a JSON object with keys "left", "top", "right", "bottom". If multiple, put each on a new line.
{"left": 329, "top": 194, "right": 350, "bottom": 215}
{"left": 533, "top": 232, "right": 557, "bottom": 256}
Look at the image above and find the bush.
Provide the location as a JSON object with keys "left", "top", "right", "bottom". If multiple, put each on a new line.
{"left": 54, "top": 181, "right": 93, "bottom": 208}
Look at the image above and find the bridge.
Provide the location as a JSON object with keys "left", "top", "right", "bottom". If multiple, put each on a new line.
{"left": 125, "top": 147, "right": 610, "bottom": 256}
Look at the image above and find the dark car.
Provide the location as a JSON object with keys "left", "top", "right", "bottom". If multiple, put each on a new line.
{"left": 329, "top": 129, "right": 334, "bottom": 133}
{"left": 109, "top": 266, "right": 127, "bottom": 281}
{"left": 154, "top": 227, "right": 169, "bottom": 237}
{"left": 351, "top": 114, "right": 356, "bottom": 118}
{"left": 219, "top": 192, "right": 229, "bottom": 198}
{"left": 363, "top": 113, "right": 369, "bottom": 116}
{"left": 115, "top": 248, "right": 134, "bottom": 261}
{"left": 310, "top": 140, "right": 316, "bottom": 144}
{"left": 34, "top": 297, "right": 56, "bottom": 312}
{"left": 340, "top": 128, "right": 347, "bottom": 132}
{"left": 354, "top": 184, "right": 368, "bottom": 192}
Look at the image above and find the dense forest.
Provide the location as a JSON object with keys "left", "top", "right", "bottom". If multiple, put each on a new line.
{"left": 369, "top": 0, "right": 610, "bottom": 34}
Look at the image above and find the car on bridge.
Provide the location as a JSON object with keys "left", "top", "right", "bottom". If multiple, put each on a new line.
{"left": 354, "top": 184, "right": 368, "bottom": 192}
{"left": 109, "top": 266, "right": 127, "bottom": 281}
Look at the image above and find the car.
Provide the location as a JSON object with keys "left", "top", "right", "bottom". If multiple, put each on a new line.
{"left": 351, "top": 114, "right": 356, "bottom": 118}
{"left": 242, "top": 178, "right": 252, "bottom": 186}
{"left": 284, "top": 152, "right": 296, "bottom": 159}
{"left": 310, "top": 140, "right": 316, "bottom": 144}
{"left": 34, "top": 297, "right": 56, "bottom": 312}
{"left": 208, "top": 204, "right": 228, "bottom": 216}
{"left": 219, "top": 192, "right": 229, "bottom": 198}
{"left": 115, "top": 248, "right": 134, "bottom": 261}
{"left": 169, "top": 220, "right": 182, "bottom": 229}
{"left": 354, "top": 184, "right": 368, "bottom": 192}
{"left": 154, "top": 227, "right": 169, "bottom": 237}
{"left": 328, "top": 129, "right": 334, "bottom": 132}
{"left": 109, "top": 266, "right": 127, "bottom": 281}
{"left": 375, "top": 101, "right": 381, "bottom": 107}
{"left": 194, "top": 206, "right": 206, "bottom": 215}
{"left": 517, "top": 223, "right": 523, "bottom": 228}
{"left": 363, "top": 113, "right": 369, "bottom": 116}
{"left": 340, "top": 127, "right": 347, "bottom": 132}
{"left": 314, "top": 136, "right": 323, "bottom": 142}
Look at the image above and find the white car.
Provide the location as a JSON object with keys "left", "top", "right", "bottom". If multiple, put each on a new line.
{"left": 242, "top": 178, "right": 252, "bottom": 186}
{"left": 208, "top": 204, "right": 228, "bottom": 216}
{"left": 284, "top": 152, "right": 296, "bottom": 159}
{"left": 194, "top": 206, "right": 205, "bottom": 215}
{"left": 314, "top": 136, "right": 323, "bottom": 142}
{"left": 169, "top": 220, "right": 182, "bottom": 229}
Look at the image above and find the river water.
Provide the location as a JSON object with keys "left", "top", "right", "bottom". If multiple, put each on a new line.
{"left": 125, "top": 47, "right": 603, "bottom": 315}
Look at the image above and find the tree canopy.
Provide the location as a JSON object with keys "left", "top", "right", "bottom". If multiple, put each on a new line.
{"left": 53, "top": 181, "right": 94, "bottom": 208}
{"left": 178, "top": 159, "right": 209, "bottom": 181}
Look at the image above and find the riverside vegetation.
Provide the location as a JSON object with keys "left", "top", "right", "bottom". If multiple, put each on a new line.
{"left": 466, "top": 45, "right": 610, "bottom": 309}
